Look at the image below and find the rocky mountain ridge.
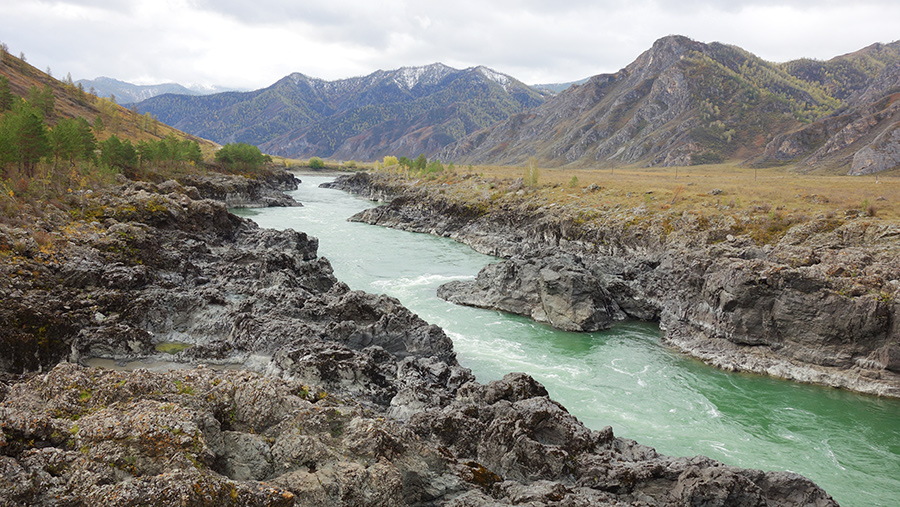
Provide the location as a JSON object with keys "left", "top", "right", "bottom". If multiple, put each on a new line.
{"left": 439, "top": 36, "right": 900, "bottom": 174}
{"left": 328, "top": 172, "right": 900, "bottom": 398}
{"left": 75, "top": 76, "right": 237, "bottom": 104}
{"left": 133, "top": 64, "right": 546, "bottom": 162}
{"left": 0, "top": 172, "right": 838, "bottom": 505}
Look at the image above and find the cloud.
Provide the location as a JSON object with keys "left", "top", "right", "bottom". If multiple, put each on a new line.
{"left": 1, "top": 0, "right": 899, "bottom": 90}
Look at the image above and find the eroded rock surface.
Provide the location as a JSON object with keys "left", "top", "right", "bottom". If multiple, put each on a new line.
{"left": 437, "top": 254, "right": 625, "bottom": 332}
{"left": 0, "top": 365, "right": 836, "bottom": 506}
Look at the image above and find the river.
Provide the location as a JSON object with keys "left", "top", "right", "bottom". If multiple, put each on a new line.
{"left": 233, "top": 174, "right": 900, "bottom": 507}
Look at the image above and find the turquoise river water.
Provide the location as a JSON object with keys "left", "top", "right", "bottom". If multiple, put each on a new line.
{"left": 234, "top": 174, "right": 900, "bottom": 507}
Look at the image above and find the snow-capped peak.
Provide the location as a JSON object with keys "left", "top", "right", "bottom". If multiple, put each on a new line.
{"left": 474, "top": 66, "right": 512, "bottom": 90}
{"left": 391, "top": 63, "right": 455, "bottom": 90}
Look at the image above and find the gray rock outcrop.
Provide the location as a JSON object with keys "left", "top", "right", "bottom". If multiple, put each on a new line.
{"left": 437, "top": 254, "right": 626, "bottom": 332}
{"left": 0, "top": 365, "right": 836, "bottom": 506}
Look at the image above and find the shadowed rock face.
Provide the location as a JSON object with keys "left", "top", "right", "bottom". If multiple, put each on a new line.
{"left": 0, "top": 173, "right": 839, "bottom": 505}
{"left": 332, "top": 172, "right": 900, "bottom": 398}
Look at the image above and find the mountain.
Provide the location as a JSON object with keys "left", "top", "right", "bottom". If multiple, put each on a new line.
{"left": 133, "top": 63, "right": 546, "bottom": 161}
{"left": 439, "top": 35, "right": 900, "bottom": 174}
{"left": 759, "top": 42, "right": 900, "bottom": 174}
{"left": 75, "top": 77, "right": 236, "bottom": 104}
{"left": 532, "top": 78, "right": 590, "bottom": 95}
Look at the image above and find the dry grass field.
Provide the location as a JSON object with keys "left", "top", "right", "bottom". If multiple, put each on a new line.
{"left": 451, "top": 162, "right": 900, "bottom": 222}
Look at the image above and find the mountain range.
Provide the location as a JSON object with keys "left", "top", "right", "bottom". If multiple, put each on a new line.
{"left": 441, "top": 35, "right": 900, "bottom": 174}
{"left": 131, "top": 36, "right": 900, "bottom": 174}
{"left": 75, "top": 77, "right": 237, "bottom": 104}
{"left": 134, "top": 64, "right": 546, "bottom": 162}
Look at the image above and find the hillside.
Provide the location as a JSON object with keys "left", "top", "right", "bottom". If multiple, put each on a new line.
{"left": 758, "top": 42, "right": 900, "bottom": 174}
{"left": 439, "top": 36, "right": 900, "bottom": 174}
{"left": 134, "top": 63, "right": 546, "bottom": 161}
{"left": 0, "top": 49, "right": 216, "bottom": 151}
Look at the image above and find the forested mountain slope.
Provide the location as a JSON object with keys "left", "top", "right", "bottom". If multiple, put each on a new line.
{"left": 135, "top": 64, "right": 546, "bottom": 161}
{"left": 440, "top": 36, "right": 900, "bottom": 174}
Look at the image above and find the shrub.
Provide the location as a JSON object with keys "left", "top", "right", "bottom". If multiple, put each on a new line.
{"left": 524, "top": 158, "right": 539, "bottom": 188}
{"left": 215, "top": 142, "right": 267, "bottom": 171}
{"left": 308, "top": 157, "right": 325, "bottom": 169}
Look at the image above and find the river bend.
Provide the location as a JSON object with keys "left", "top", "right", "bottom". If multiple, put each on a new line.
{"left": 233, "top": 174, "right": 900, "bottom": 507}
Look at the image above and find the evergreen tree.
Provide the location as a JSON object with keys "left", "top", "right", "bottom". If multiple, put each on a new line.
{"left": 186, "top": 140, "right": 203, "bottom": 165}
{"left": 0, "top": 113, "right": 15, "bottom": 172}
{"left": 93, "top": 115, "right": 104, "bottom": 136}
{"left": 0, "top": 76, "right": 14, "bottom": 112}
{"left": 74, "top": 117, "right": 96, "bottom": 163}
{"left": 100, "top": 135, "right": 136, "bottom": 171}
{"left": 7, "top": 103, "right": 51, "bottom": 176}
{"left": 49, "top": 117, "right": 96, "bottom": 167}
{"left": 27, "top": 85, "right": 55, "bottom": 119}
{"left": 413, "top": 153, "right": 427, "bottom": 171}
{"left": 216, "top": 142, "right": 267, "bottom": 170}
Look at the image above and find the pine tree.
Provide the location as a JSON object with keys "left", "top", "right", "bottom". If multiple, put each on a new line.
{"left": 0, "top": 76, "right": 14, "bottom": 112}
{"left": 6, "top": 104, "right": 51, "bottom": 176}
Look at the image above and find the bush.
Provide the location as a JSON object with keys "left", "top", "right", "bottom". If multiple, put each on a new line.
{"left": 308, "top": 157, "right": 325, "bottom": 169}
{"left": 215, "top": 143, "right": 267, "bottom": 170}
{"left": 524, "top": 158, "right": 540, "bottom": 187}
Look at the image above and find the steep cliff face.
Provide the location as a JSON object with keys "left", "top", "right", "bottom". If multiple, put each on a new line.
{"left": 332, "top": 172, "right": 900, "bottom": 398}
{"left": 759, "top": 58, "right": 900, "bottom": 174}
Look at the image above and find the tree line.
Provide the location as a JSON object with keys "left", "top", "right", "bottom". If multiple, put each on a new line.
{"left": 0, "top": 75, "right": 215, "bottom": 179}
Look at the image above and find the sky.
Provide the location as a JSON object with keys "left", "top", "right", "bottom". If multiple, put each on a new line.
{"left": 2, "top": 0, "right": 899, "bottom": 91}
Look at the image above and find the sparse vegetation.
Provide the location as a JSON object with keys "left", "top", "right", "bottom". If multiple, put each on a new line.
{"left": 364, "top": 160, "right": 899, "bottom": 247}
{"left": 524, "top": 157, "right": 540, "bottom": 188}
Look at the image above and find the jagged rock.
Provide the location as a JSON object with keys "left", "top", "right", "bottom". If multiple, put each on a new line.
{"left": 177, "top": 170, "right": 302, "bottom": 208}
{"left": 437, "top": 255, "right": 626, "bottom": 332}
{"left": 850, "top": 121, "right": 900, "bottom": 175}
{"left": 0, "top": 366, "right": 838, "bottom": 506}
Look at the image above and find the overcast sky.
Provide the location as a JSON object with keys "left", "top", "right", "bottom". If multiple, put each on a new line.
{"left": 2, "top": 0, "right": 899, "bottom": 91}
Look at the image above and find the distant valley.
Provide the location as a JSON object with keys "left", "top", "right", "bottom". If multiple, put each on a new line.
{"left": 131, "top": 35, "right": 900, "bottom": 174}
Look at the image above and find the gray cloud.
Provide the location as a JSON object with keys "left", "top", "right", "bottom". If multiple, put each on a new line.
{"left": 1, "top": 0, "right": 898, "bottom": 90}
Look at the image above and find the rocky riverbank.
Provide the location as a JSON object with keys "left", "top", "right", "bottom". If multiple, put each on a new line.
{"left": 329, "top": 171, "right": 900, "bottom": 399}
{"left": 176, "top": 169, "right": 303, "bottom": 208}
{"left": 0, "top": 170, "right": 838, "bottom": 505}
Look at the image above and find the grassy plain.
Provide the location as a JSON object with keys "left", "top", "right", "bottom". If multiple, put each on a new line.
{"left": 450, "top": 162, "right": 900, "bottom": 222}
